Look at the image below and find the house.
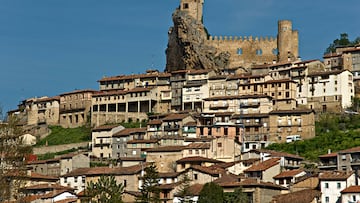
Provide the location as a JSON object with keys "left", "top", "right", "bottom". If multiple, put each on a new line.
{"left": 162, "top": 113, "right": 196, "bottom": 137}
{"left": 178, "top": 165, "right": 225, "bottom": 185}
{"left": 239, "top": 178, "right": 288, "bottom": 203}
{"left": 319, "top": 171, "right": 356, "bottom": 203}
{"left": 112, "top": 127, "right": 148, "bottom": 158}
{"left": 244, "top": 157, "right": 281, "bottom": 182}
{"left": 91, "top": 125, "right": 124, "bottom": 159}
{"left": 273, "top": 169, "right": 307, "bottom": 188}
{"left": 59, "top": 89, "right": 95, "bottom": 128}
{"left": 146, "top": 146, "right": 185, "bottom": 173}
{"left": 173, "top": 184, "right": 203, "bottom": 203}
{"left": 290, "top": 174, "right": 319, "bottom": 192}
{"left": 318, "top": 151, "right": 338, "bottom": 171}
{"left": 341, "top": 185, "right": 360, "bottom": 203}
{"left": 338, "top": 146, "right": 360, "bottom": 172}
{"left": 176, "top": 156, "right": 224, "bottom": 172}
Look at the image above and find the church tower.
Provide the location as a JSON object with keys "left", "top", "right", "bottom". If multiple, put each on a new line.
{"left": 180, "top": 0, "right": 204, "bottom": 22}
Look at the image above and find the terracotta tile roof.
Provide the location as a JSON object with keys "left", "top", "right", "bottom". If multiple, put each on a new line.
{"left": 92, "top": 124, "right": 121, "bottom": 132}
{"left": 147, "top": 119, "right": 163, "bottom": 125}
{"left": 98, "top": 72, "right": 171, "bottom": 82}
{"left": 34, "top": 96, "right": 60, "bottom": 103}
{"left": 127, "top": 87, "right": 153, "bottom": 93}
{"left": 177, "top": 156, "right": 224, "bottom": 164}
{"left": 92, "top": 90, "right": 126, "bottom": 96}
{"left": 62, "top": 164, "right": 147, "bottom": 177}
{"left": 308, "top": 70, "right": 347, "bottom": 77}
{"left": 318, "top": 152, "right": 338, "bottom": 158}
{"left": 21, "top": 183, "right": 73, "bottom": 191}
{"left": 113, "top": 127, "right": 147, "bottom": 137}
{"left": 319, "top": 171, "right": 353, "bottom": 181}
{"left": 273, "top": 169, "right": 305, "bottom": 179}
{"left": 162, "top": 113, "right": 190, "bottom": 121}
{"left": 255, "top": 149, "right": 304, "bottom": 160}
{"left": 60, "top": 89, "right": 96, "bottom": 96}
{"left": 239, "top": 178, "right": 287, "bottom": 190}
{"left": 158, "top": 172, "right": 180, "bottom": 178}
{"left": 183, "top": 121, "right": 197, "bottom": 126}
{"left": 271, "top": 189, "right": 321, "bottom": 203}
{"left": 189, "top": 165, "right": 225, "bottom": 175}
{"left": 339, "top": 146, "right": 360, "bottom": 154}
{"left": 157, "top": 182, "right": 181, "bottom": 190}
{"left": 41, "top": 190, "right": 74, "bottom": 199}
{"left": 184, "top": 137, "right": 214, "bottom": 142}
{"left": 174, "top": 184, "right": 204, "bottom": 197}
{"left": 213, "top": 173, "right": 242, "bottom": 185}
{"left": 29, "top": 172, "right": 59, "bottom": 180}
{"left": 244, "top": 158, "right": 280, "bottom": 172}
{"left": 341, "top": 185, "right": 360, "bottom": 193}
{"left": 187, "top": 69, "right": 212, "bottom": 75}
{"left": 146, "top": 145, "right": 185, "bottom": 152}
{"left": 124, "top": 190, "right": 142, "bottom": 197}
{"left": 185, "top": 143, "right": 210, "bottom": 149}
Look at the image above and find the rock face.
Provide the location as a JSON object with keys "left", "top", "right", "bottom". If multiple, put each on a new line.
{"left": 165, "top": 8, "right": 230, "bottom": 72}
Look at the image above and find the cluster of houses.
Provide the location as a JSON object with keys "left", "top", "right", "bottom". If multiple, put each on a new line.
{"left": 2, "top": 44, "right": 360, "bottom": 203}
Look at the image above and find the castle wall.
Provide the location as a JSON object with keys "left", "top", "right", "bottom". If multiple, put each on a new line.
{"left": 206, "top": 36, "right": 278, "bottom": 68}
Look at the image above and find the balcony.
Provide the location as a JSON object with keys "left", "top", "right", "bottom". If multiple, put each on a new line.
{"left": 164, "top": 125, "right": 180, "bottom": 131}
{"left": 209, "top": 103, "right": 229, "bottom": 110}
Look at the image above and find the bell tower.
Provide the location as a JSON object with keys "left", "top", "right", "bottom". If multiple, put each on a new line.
{"left": 180, "top": 0, "right": 204, "bottom": 22}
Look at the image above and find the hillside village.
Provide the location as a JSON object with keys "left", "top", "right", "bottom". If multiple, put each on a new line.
{"left": 2, "top": 0, "right": 360, "bottom": 203}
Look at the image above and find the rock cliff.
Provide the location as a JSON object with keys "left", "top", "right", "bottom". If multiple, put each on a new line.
{"left": 165, "top": 8, "right": 230, "bottom": 72}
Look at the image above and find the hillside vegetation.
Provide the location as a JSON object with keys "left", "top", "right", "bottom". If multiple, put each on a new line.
{"left": 35, "top": 125, "right": 91, "bottom": 146}
{"left": 267, "top": 113, "right": 360, "bottom": 161}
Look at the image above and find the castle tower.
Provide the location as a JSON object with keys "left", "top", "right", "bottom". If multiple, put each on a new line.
{"left": 180, "top": 0, "right": 204, "bottom": 22}
{"left": 277, "top": 20, "right": 299, "bottom": 62}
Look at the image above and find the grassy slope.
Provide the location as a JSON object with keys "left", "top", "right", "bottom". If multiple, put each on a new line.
{"left": 35, "top": 125, "right": 91, "bottom": 147}
{"left": 267, "top": 113, "right": 360, "bottom": 161}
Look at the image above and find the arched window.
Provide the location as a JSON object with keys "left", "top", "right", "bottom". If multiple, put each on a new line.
{"left": 272, "top": 48, "right": 278, "bottom": 55}
{"left": 256, "top": 49, "right": 263, "bottom": 55}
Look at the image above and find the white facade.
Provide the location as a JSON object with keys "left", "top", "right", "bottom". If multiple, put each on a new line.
{"left": 341, "top": 192, "right": 360, "bottom": 203}
{"left": 320, "top": 173, "right": 355, "bottom": 203}
{"left": 60, "top": 175, "right": 86, "bottom": 194}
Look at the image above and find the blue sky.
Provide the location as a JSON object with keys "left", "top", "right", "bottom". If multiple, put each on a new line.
{"left": 1, "top": 0, "right": 359, "bottom": 113}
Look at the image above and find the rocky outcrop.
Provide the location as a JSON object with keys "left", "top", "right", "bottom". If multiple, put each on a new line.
{"left": 165, "top": 8, "right": 230, "bottom": 72}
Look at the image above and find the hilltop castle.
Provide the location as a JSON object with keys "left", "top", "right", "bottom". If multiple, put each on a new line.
{"left": 165, "top": 0, "right": 299, "bottom": 72}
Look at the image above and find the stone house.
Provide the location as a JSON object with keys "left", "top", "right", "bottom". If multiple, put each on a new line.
{"left": 161, "top": 113, "right": 196, "bottom": 137}
{"left": 111, "top": 127, "right": 148, "bottom": 158}
{"left": 244, "top": 157, "right": 281, "bottom": 182}
{"left": 59, "top": 89, "right": 95, "bottom": 128}
{"left": 273, "top": 169, "right": 307, "bottom": 188}
{"left": 91, "top": 125, "right": 124, "bottom": 159}
{"left": 146, "top": 146, "right": 185, "bottom": 173}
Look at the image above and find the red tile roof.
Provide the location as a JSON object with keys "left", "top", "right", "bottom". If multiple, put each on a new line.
{"left": 319, "top": 171, "right": 353, "bottom": 181}
{"left": 92, "top": 124, "right": 121, "bottom": 132}
{"left": 318, "top": 152, "right": 338, "bottom": 158}
{"left": 271, "top": 189, "right": 321, "bottom": 203}
{"left": 162, "top": 113, "right": 190, "bottom": 121}
{"left": 147, "top": 119, "right": 163, "bottom": 125}
{"left": 62, "top": 164, "right": 147, "bottom": 177}
{"left": 244, "top": 158, "right": 280, "bottom": 172}
{"left": 113, "top": 127, "right": 147, "bottom": 137}
{"left": 341, "top": 185, "right": 360, "bottom": 193}
{"left": 146, "top": 146, "right": 185, "bottom": 152}
{"left": 339, "top": 146, "right": 360, "bottom": 154}
{"left": 176, "top": 156, "right": 224, "bottom": 164}
{"left": 21, "top": 183, "right": 73, "bottom": 191}
{"left": 273, "top": 169, "right": 305, "bottom": 179}
{"left": 127, "top": 139, "right": 158, "bottom": 144}
{"left": 185, "top": 143, "right": 210, "bottom": 149}
{"left": 189, "top": 165, "right": 225, "bottom": 175}
{"left": 98, "top": 72, "right": 171, "bottom": 82}
{"left": 239, "top": 178, "right": 287, "bottom": 190}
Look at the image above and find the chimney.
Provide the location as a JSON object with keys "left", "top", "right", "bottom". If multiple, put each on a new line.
{"left": 328, "top": 149, "right": 331, "bottom": 154}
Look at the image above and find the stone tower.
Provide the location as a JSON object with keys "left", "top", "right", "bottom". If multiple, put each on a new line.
{"left": 179, "top": 0, "right": 204, "bottom": 22}
{"left": 277, "top": 20, "right": 299, "bottom": 62}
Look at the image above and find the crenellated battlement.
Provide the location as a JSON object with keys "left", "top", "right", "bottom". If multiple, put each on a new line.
{"left": 208, "top": 35, "right": 277, "bottom": 42}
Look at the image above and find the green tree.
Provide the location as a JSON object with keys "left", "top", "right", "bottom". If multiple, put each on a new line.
{"left": 325, "top": 33, "right": 359, "bottom": 54}
{"left": 176, "top": 174, "right": 192, "bottom": 202}
{"left": 86, "top": 175, "right": 124, "bottom": 203}
{"left": 137, "top": 164, "right": 160, "bottom": 203}
{"left": 198, "top": 182, "right": 224, "bottom": 203}
{"left": 224, "top": 187, "right": 248, "bottom": 203}
{"left": 0, "top": 114, "right": 33, "bottom": 201}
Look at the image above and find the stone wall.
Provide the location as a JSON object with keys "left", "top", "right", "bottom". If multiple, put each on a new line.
{"left": 33, "top": 142, "right": 88, "bottom": 155}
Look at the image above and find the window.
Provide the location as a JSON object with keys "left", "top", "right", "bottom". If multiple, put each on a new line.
{"left": 325, "top": 182, "right": 329, "bottom": 188}
{"left": 256, "top": 49, "right": 263, "bottom": 55}
{"left": 237, "top": 48, "right": 243, "bottom": 55}
{"left": 217, "top": 143, "right": 222, "bottom": 148}
{"left": 194, "top": 174, "right": 198, "bottom": 180}
{"left": 337, "top": 182, "right": 341, "bottom": 189}
{"left": 183, "top": 3, "right": 189, "bottom": 9}
{"left": 325, "top": 196, "right": 329, "bottom": 203}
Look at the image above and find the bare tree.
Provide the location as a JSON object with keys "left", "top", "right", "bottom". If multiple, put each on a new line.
{"left": 0, "top": 114, "right": 33, "bottom": 201}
